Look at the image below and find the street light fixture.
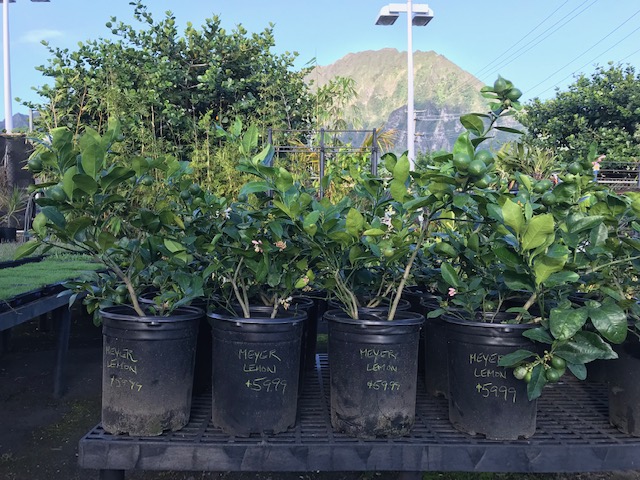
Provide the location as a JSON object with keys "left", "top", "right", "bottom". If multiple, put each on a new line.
{"left": 1, "top": 0, "right": 50, "bottom": 134}
{"left": 375, "top": 1, "right": 434, "bottom": 169}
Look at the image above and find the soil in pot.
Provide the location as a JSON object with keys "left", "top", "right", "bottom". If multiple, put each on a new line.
{"left": 207, "top": 306, "right": 306, "bottom": 436}
{"left": 100, "top": 305, "right": 202, "bottom": 436}
{"left": 444, "top": 315, "right": 540, "bottom": 440}
{"left": 325, "top": 309, "right": 424, "bottom": 439}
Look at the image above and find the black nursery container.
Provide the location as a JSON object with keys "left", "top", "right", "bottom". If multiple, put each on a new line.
{"left": 608, "top": 329, "right": 640, "bottom": 436}
{"left": 100, "top": 305, "right": 202, "bottom": 436}
{"left": 325, "top": 309, "right": 424, "bottom": 439}
{"left": 207, "top": 306, "right": 306, "bottom": 436}
{"left": 443, "top": 315, "right": 538, "bottom": 440}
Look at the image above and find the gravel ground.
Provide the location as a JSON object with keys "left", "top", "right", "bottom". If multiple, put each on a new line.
{"left": 1, "top": 309, "right": 639, "bottom": 480}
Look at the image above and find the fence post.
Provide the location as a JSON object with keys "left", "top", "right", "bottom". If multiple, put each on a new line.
{"left": 319, "top": 129, "right": 325, "bottom": 199}
{"left": 371, "top": 128, "right": 378, "bottom": 176}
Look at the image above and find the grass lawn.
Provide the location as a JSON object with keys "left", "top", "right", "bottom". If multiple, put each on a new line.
{"left": 0, "top": 248, "right": 100, "bottom": 301}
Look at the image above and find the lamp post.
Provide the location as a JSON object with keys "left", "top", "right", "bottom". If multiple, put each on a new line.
{"left": 375, "top": 1, "right": 433, "bottom": 169}
{"left": 1, "top": 0, "right": 50, "bottom": 134}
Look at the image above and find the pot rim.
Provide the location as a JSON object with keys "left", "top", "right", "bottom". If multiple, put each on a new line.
{"left": 324, "top": 308, "right": 424, "bottom": 326}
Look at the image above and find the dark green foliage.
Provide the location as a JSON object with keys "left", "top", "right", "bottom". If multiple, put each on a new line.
{"left": 26, "top": 1, "right": 313, "bottom": 162}
{"left": 520, "top": 63, "right": 640, "bottom": 164}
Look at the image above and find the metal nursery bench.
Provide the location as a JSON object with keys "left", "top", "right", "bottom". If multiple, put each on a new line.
{"left": 78, "top": 355, "right": 640, "bottom": 480}
{"left": 0, "top": 288, "right": 76, "bottom": 398}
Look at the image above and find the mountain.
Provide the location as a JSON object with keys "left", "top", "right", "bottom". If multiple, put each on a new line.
{"left": 308, "top": 48, "right": 518, "bottom": 153}
{"left": 0, "top": 113, "right": 31, "bottom": 132}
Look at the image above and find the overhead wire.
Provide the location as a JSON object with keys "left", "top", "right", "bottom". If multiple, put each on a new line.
{"left": 530, "top": 22, "right": 640, "bottom": 98}
{"left": 448, "top": 0, "right": 600, "bottom": 98}
{"left": 525, "top": 7, "right": 640, "bottom": 97}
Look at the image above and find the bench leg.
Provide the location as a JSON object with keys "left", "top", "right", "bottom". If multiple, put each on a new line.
{"left": 100, "top": 469, "right": 125, "bottom": 480}
{"left": 53, "top": 306, "right": 71, "bottom": 398}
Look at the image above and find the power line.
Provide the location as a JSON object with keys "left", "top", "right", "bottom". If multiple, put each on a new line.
{"left": 525, "top": 8, "right": 640, "bottom": 96}
{"left": 530, "top": 23, "right": 640, "bottom": 98}
{"left": 448, "top": 0, "right": 599, "bottom": 98}
{"left": 471, "top": 0, "right": 570, "bottom": 80}
{"left": 481, "top": 0, "right": 600, "bottom": 81}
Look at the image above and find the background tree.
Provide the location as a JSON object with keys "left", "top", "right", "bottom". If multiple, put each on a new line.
{"left": 25, "top": 1, "right": 313, "bottom": 166}
{"left": 520, "top": 63, "right": 640, "bottom": 165}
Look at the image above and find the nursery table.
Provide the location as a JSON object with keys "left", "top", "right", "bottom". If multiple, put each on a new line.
{"left": 78, "top": 355, "right": 640, "bottom": 480}
{"left": 0, "top": 287, "right": 76, "bottom": 397}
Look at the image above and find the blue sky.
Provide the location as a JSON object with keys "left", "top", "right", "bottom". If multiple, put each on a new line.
{"left": 2, "top": 0, "right": 640, "bottom": 117}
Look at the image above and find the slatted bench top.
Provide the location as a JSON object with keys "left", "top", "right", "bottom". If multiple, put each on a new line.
{"left": 78, "top": 355, "right": 640, "bottom": 475}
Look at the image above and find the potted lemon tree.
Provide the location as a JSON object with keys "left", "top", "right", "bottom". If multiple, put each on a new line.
{"left": 18, "top": 121, "right": 204, "bottom": 436}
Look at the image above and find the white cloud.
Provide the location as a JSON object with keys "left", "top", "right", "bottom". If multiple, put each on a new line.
{"left": 18, "top": 29, "right": 63, "bottom": 44}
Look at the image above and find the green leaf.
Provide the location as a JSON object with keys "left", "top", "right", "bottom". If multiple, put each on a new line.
{"left": 533, "top": 254, "right": 567, "bottom": 286}
{"left": 588, "top": 301, "right": 628, "bottom": 344}
{"left": 393, "top": 154, "right": 410, "bottom": 182}
{"left": 345, "top": 208, "right": 364, "bottom": 238}
{"left": 163, "top": 239, "right": 185, "bottom": 253}
{"left": 349, "top": 245, "right": 363, "bottom": 265}
{"left": 62, "top": 166, "right": 78, "bottom": 200}
{"left": 363, "top": 228, "right": 386, "bottom": 236}
{"left": 495, "top": 126, "right": 525, "bottom": 135}
{"left": 240, "top": 181, "right": 271, "bottom": 196}
{"left": 14, "top": 241, "right": 40, "bottom": 260}
{"left": 460, "top": 114, "right": 485, "bottom": 136}
{"left": 390, "top": 179, "right": 408, "bottom": 203}
{"left": 521, "top": 214, "right": 554, "bottom": 251}
{"left": 497, "top": 349, "right": 535, "bottom": 367}
{"left": 72, "top": 174, "right": 99, "bottom": 195}
{"left": 568, "top": 362, "right": 587, "bottom": 381}
{"left": 440, "top": 262, "right": 460, "bottom": 287}
{"left": 523, "top": 327, "right": 553, "bottom": 344}
{"left": 527, "top": 363, "right": 546, "bottom": 400}
{"left": 101, "top": 167, "right": 135, "bottom": 191}
{"left": 453, "top": 131, "right": 475, "bottom": 159}
{"left": 567, "top": 215, "right": 604, "bottom": 234}
{"left": 543, "top": 270, "right": 580, "bottom": 288}
{"left": 303, "top": 211, "right": 320, "bottom": 237}
{"left": 555, "top": 331, "right": 618, "bottom": 363}
{"left": 241, "top": 124, "right": 259, "bottom": 156}
{"left": 79, "top": 128, "right": 105, "bottom": 180}
{"left": 40, "top": 206, "right": 66, "bottom": 229}
{"left": 274, "top": 167, "right": 293, "bottom": 192}
{"left": 493, "top": 247, "right": 522, "bottom": 268}
{"left": 549, "top": 307, "right": 588, "bottom": 341}
{"left": 503, "top": 272, "right": 534, "bottom": 291}
{"left": 501, "top": 198, "right": 525, "bottom": 236}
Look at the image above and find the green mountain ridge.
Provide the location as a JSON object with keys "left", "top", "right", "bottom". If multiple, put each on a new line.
{"left": 308, "top": 48, "right": 518, "bottom": 153}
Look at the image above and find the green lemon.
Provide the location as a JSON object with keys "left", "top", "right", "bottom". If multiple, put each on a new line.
{"left": 541, "top": 192, "right": 557, "bottom": 206}
{"left": 533, "top": 182, "right": 547, "bottom": 194}
{"left": 474, "top": 174, "right": 493, "bottom": 189}
{"left": 453, "top": 153, "right": 471, "bottom": 172}
{"left": 493, "top": 76, "right": 508, "bottom": 93}
{"left": 474, "top": 150, "right": 494, "bottom": 165}
{"left": 188, "top": 183, "right": 202, "bottom": 195}
{"left": 140, "top": 175, "right": 154, "bottom": 186}
{"left": 179, "top": 189, "right": 191, "bottom": 200}
{"left": 550, "top": 356, "right": 566, "bottom": 370}
{"left": 383, "top": 247, "right": 395, "bottom": 258}
{"left": 513, "top": 365, "right": 528, "bottom": 380}
{"left": 523, "top": 370, "right": 532, "bottom": 383}
{"left": 545, "top": 368, "right": 562, "bottom": 383}
{"left": 115, "top": 285, "right": 128, "bottom": 295}
{"left": 47, "top": 185, "right": 67, "bottom": 202}
{"left": 567, "top": 162, "right": 582, "bottom": 175}
{"left": 27, "top": 157, "right": 43, "bottom": 173}
{"left": 506, "top": 88, "right": 522, "bottom": 101}
{"left": 467, "top": 160, "right": 487, "bottom": 178}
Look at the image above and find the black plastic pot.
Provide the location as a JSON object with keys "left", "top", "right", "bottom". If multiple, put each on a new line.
{"left": 207, "top": 306, "right": 306, "bottom": 436}
{"left": 325, "top": 309, "right": 424, "bottom": 439}
{"left": 138, "top": 292, "right": 212, "bottom": 395}
{"left": 403, "top": 286, "right": 439, "bottom": 377}
{"left": 0, "top": 226, "right": 16, "bottom": 243}
{"left": 100, "top": 305, "right": 202, "bottom": 436}
{"left": 443, "top": 315, "right": 539, "bottom": 440}
{"left": 608, "top": 329, "right": 640, "bottom": 436}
